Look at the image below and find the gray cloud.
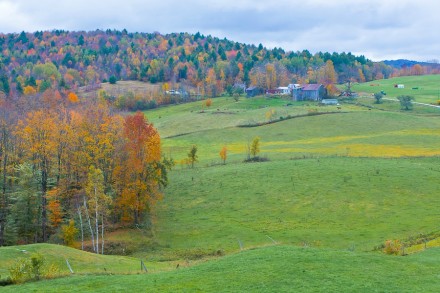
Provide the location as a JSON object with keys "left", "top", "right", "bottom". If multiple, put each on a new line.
{"left": 0, "top": 0, "right": 439, "bottom": 61}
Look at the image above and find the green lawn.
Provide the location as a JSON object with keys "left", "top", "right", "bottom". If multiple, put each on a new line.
{"left": 4, "top": 245, "right": 440, "bottom": 292}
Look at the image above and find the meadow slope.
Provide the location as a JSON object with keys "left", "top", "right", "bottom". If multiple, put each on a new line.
{"left": 4, "top": 246, "right": 440, "bottom": 292}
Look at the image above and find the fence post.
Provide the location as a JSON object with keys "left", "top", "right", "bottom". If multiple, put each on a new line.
{"left": 141, "top": 260, "right": 148, "bottom": 272}
{"left": 238, "top": 239, "right": 243, "bottom": 251}
{"left": 65, "top": 259, "right": 74, "bottom": 274}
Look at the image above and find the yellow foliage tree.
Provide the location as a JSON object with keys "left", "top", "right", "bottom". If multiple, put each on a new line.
{"left": 23, "top": 85, "right": 37, "bottom": 96}
{"left": 61, "top": 219, "right": 78, "bottom": 248}
{"left": 219, "top": 146, "right": 227, "bottom": 164}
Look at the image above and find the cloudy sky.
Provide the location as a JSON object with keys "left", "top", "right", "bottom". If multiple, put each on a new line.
{"left": 0, "top": 0, "right": 439, "bottom": 62}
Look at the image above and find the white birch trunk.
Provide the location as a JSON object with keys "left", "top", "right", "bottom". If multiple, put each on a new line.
{"left": 77, "top": 206, "right": 84, "bottom": 251}
{"left": 83, "top": 196, "right": 95, "bottom": 252}
{"left": 101, "top": 214, "right": 104, "bottom": 254}
{"left": 94, "top": 186, "right": 99, "bottom": 254}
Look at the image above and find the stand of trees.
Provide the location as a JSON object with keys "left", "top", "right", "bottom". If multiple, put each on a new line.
{"left": 0, "top": 92, "right": 170, "bottom": 251}
{"left": 2, "top": 30, "right": 433, "bottom": 100}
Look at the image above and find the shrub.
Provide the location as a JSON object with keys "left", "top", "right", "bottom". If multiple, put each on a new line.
{"left": 109, "top": 75, "right": 117, "bottom": 84}
{"left": 383, "top": 239, "right": 401, "bottom": 255}
{"left": 8, "top": 253, "right": 59, "bottom": 284}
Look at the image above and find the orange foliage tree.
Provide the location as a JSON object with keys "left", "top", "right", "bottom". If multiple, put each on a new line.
{"left": 219, "top": 146, "right": 227, "bottom": 164}
{"left": 114, "top": 112, "right": 167, "bottom": 225}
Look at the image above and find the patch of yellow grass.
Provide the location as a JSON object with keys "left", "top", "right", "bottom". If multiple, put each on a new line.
{"left": 342, "top": 144, "right": 440, "bottom": 157}
{"left": 405, "top": 237, "right": 440, "bottom": 254}
{"left": 245, "top": 143, "right": 440, "bottom": 158}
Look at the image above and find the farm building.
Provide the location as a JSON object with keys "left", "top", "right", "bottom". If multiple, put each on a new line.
{"left": 246, "top": 86, "right": 264, "bottom": 97}
{"left": 288, "top": 84, "right": 301, "bottom": 90}
{"left": 277, "top": 87, "right": 291, "bottom": 95}
{"left": 320, "top": 99, "right": 339, "bottom": 105}
{"left": 266, "top": 89, "right": 281, "bottom": 95}
{"left": 292, "top": 84, "right": 325, "bottom": 101}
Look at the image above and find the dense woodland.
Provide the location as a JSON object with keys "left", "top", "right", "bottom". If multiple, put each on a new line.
{"left": 0, "top": 91, "right": 171, "bottom": 251}
{"left": 0, "top": 30, "right": 438, "bottom": 249}
{"left": 1, "top": 30, "right": 437, "bottom": 101}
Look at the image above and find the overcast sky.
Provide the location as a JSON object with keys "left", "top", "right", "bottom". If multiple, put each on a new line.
{"left": 0, "top": 0, "right": 439, "bottom": 62}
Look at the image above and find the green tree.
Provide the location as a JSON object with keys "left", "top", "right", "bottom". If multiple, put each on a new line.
{"left": 374, "top": 92, "right": 383, "bottom": 104}
{"left": 397, "top": 95, "right": 414, "bottom": 110}
{"left": 251, "top": 136, "right": 261, "bottom": 158}
{"left": 109, "top": 75, "right": 117, "bottom": 84}
{"left": 11, "top": 164, "right": 40, "bottom": 244}
{"left": 188, "top": 145, "right": 198, "bottom": 168}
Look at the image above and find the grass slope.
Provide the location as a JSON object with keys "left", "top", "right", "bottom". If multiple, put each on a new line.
{"left": 0, "top": 243, "right": 172, "bottom": 279}
{"left": 4, "top": 245, "right": 440, "bottom": 292}
{"left": 352, "top": 74, "right": 440, "bottom": 104}
{"left": 151, "top": 157, "right": 440, "bottom": 259}
{"left": 154, "top": 109, "right": 440, "bottom": 164}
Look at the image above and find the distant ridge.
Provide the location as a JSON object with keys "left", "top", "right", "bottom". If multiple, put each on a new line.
{"left": 383, "top": 59, "right": 440, "bottom": 69}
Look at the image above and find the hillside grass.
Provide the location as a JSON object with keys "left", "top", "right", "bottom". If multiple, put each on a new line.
{"left": 0, "top": 243, "right": 173, "bottom": 279}
{"left": 145, "top": 95, "right": 353, "bottom": 138}
{"left": 352, "top": 74, "right": 440, "bottom": 104}
{"left": 148, "top": 157, "right": 440, "bottom": 261}
{"left": 149, "top": 103, "right": 440, "bottom": 165}
{"left": 4, "top": 245, "right": 440, "bottom": 292}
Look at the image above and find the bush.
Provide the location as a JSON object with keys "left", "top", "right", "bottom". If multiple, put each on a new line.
{"left": 8, "top": 253, "right": 59, "bottom": 284}
{"left": 383, "top": 240, "right": 401, "bottom": 255}
{"left": 109, "top": 75, "right": 117, "bottom": 84}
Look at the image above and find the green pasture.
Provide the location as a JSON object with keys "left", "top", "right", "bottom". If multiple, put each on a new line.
{"left": 4, "top": 246, "right": 440, "bottom": 292}
{"left": 154, "top": 109, "right": 440, "bottom": 165}
{"left": 150, "top": 157, "right": 440, "bottom": 260}
{"left": 0, "top": 243, "right": 172, "bottom": 279}
{"left": 352, "top": 74, "right": 440, "bottom": 104}
{"left": 345, "top": 96, "right": 440, "bottom": 115}
{"left": 145, "top": 95, "right": 354, "bottom": 138}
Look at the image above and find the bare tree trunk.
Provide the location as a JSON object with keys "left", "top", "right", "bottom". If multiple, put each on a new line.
{"left": 77, "top": 206, "right": 84, "bottom": 250}
{"left": 94, "top": 187, "right": 99, "bottom": 254}
{"left": 101, "top": 214, "right": 104, "bottom": 255}
{"left": 0, "top": 151, "right": 7, "bottom": 246}
{"left": 41, "top": 160, "right": 48, "bottom": 242}
{"left": 83, "top": 196, "right": 95, "bottom": 252}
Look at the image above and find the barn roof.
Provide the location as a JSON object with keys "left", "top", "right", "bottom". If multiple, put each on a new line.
{"left": 302, "top": 84, "right": 323, "bottom": 91}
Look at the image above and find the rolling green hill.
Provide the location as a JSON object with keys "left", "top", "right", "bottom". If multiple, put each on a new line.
{"left": 3, "top": 246, "right": 440, "bottom": 292}
{"left": 352, "top": 74, "right": 440, "bottom": 104}
{"left": 0, "top": 243, "right": 172, "bottom": 279}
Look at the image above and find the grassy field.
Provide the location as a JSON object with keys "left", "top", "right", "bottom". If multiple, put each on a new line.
{"left": 145, "top": 97, "right": 440, "bottom": 165}
{"left": 3, "top": 75, "right": 440, "bottom": 291}
{"left": 150, "top": 157, "right": 440, "bottom": 260}
{"left": 351, "top": 74, "right": 440, "bottom": 104}
{"left": 0, "top": 243, "right": 173, "bottom": 279}
{"left": 4, "top": 246, "right": 440, "bottom": 292}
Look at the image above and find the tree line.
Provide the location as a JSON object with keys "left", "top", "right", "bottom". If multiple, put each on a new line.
{"left": 2, "top": 30, "right": 433, "bottom": 101}
{"left": 0, "top": 91, "right": 170, "bottom": 252}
